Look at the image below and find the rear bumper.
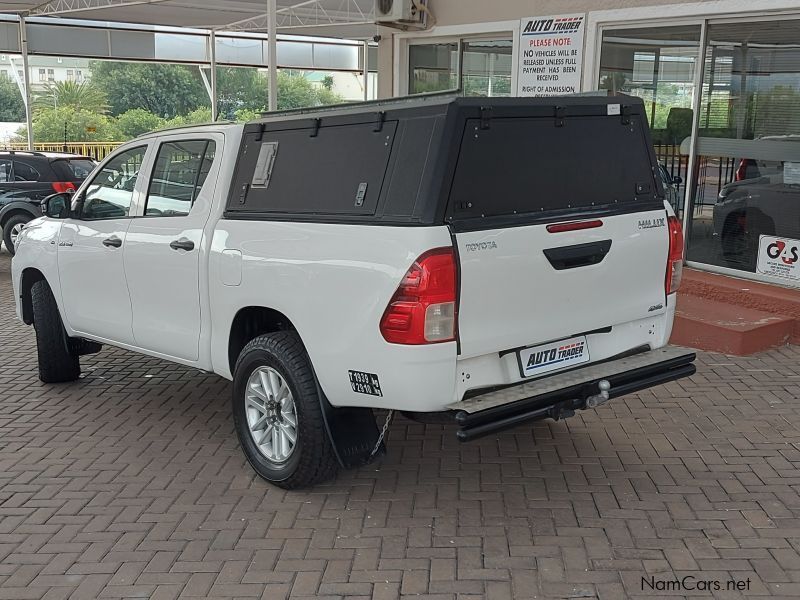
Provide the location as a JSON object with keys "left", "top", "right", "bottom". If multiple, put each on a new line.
{"left": 447, "top": 346, "right": 695, "bottom": 441}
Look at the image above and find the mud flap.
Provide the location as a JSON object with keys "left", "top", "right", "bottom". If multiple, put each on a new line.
{"left": 313, "top": 375, "right": 383, "bottom": 469}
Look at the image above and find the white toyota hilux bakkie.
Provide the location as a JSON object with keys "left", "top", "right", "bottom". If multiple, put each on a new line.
{"left": 12, "top": 94, "right": 696, "bottom": 488}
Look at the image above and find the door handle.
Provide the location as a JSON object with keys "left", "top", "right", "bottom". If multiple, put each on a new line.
{"left": 543, "top": 240, "right": 612, "bottom": 270}
{"left": 102, "top": 236, "right": 122, "bottom": 248}
{"left": 169, "top": 238, "right": 195, "bottom": 252}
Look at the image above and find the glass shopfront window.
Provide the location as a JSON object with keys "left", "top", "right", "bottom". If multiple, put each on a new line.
{"left": 408, "top": 38, "right": 512, "bottom": 97}
{"left": 599, "top": 26, "right": 701, "bottom": 214}
{"left": 686, "top": 20, "right": 800, "bottom": 285}
{"left": 409, "top": 42, "right": 458, "bottom": 94}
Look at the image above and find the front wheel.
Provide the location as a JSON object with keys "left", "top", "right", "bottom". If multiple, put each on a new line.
{"left": 31, "top": 280, "right": 81, "bottom": 383}
{"left": 232, "top": 332, "right": 338, "bottom": 489}
{"left": 3, "top": 214, "right": 30, "bottom": 255}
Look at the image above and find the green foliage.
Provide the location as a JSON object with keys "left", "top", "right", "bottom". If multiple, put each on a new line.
{"left": 215, "top": 67, "right": 267, "bottom": 120}
{"left": 115, "top": 108, "right": 165, "bottom": 139}
{"left": 162, "top": 108, "right": 214, "bottom": 129}
{"left": 321, "top": 75, "right": 335, "bottom": 90}
{"left": 276, "top": 71, "right": 343, "bottom": 110}
{"left": 0, "top": 77, "right": 25, "bottom": 122}
{"left": 20, "top": 107, "right": 119, "bottom": 142}
{"left": 90, "top": 61, "right": 207, "bottom": 119}
{"left": 233, "top": 108, "right": 262, "bottom": 123}
{"left": 32, "top": 81, "right": 109, "bottom": 116}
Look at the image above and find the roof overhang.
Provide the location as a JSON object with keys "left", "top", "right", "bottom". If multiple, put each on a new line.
{"left": 0, "top": 0, "right": 379, "bottom": 39}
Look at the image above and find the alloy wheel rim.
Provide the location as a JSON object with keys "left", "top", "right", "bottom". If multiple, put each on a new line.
{"left": 245, "top": 366, "right": 298, "bottom": 463}
{"left": 10, "top": 223, "right": 24, "bottom": 247}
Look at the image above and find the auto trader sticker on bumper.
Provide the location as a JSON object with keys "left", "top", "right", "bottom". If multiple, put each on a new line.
{"left": 519, "top": 335, "right": 589, "bottom": 378}
{"left": 348, "top": 370, "right": 383, "bottom": 397}
{"left": 757, "top": 235, "right": 800, "bottom": 282}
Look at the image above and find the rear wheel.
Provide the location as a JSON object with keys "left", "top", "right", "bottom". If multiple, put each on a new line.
{"left": 31, "top": 280, "right": 81, "bottom": 383}
{"left": 232, "top": 332, "right": 338, "bottom": 489}
{"left": 3, "top": 214, "right": 30, "bottom": 255}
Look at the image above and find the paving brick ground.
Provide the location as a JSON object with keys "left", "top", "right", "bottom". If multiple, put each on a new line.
{"left": 2, "top": 249, "right": 800, "bottom": 599}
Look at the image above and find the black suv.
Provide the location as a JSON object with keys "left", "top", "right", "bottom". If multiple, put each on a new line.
{"left": 0, "top": 151, "right": 96, "bottom": 254}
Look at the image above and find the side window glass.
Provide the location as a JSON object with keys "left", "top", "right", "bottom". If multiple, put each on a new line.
{"left": 81, "top": 146, "right": 147, "bottom": 220}
{"left": 0, "top": 159, "right": 11, "bottom": 183}
{"left": 145, "top": 140, "right": 216, "bottom": 217}
{"left": 13, "top": 161, "right": 40, "bottom": 182}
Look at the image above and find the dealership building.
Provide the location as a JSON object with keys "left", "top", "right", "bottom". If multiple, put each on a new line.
{"left": 378, "top": 0, "right": 799, "bottom": 286}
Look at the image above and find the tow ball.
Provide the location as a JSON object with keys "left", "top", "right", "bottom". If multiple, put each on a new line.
{"left": 584, "top": 380, "right": 611, "bottom": 409}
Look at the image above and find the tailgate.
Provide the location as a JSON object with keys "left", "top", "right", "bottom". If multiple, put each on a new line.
{"left": 455, "top": 210, "right": 669, "bottom": 357}
{"left": 446, "top": 105, "right": 669, "bottom": 359}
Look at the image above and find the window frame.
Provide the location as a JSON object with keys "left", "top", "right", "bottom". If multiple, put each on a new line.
{"left": 76, "top": 143, "right": 151, "bottom": 221}
{"left": 11, "top": 160, "right": 41, "bottom": 182}
{"left": 143, "top": 138, "right": 217, "bottom": 219}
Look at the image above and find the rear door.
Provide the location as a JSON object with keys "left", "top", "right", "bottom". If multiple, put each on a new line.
{"left": 448, "top": 110, "right": 670, "bottom": 360}
{"left": 123, "top": 135, "right": 219, "bottom": 361}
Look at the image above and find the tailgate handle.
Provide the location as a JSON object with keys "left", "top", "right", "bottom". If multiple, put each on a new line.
{"left": 543, "top": 240, "right": 612, "bottom": 270}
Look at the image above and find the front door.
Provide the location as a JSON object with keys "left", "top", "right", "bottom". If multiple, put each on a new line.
{"left": 58, "top": 145, "right": 150, "bottom": 345}
{"left": 123, "top": 137, "right": 219, "bottom": 361}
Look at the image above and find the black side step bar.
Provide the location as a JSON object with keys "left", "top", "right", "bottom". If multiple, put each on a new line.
{"left": 452, "top": 348, "right": 696, "bottom": 442}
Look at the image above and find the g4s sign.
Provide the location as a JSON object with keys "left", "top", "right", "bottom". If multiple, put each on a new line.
{"left": 767, "top": 240, "right": 799, "bottom": 264}
{"left": 757, "top": 235, "right": 800, "bottom": 281}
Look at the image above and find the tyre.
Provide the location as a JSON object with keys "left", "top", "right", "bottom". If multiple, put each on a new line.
{"left": 31, "top": 280, "right": 81, "bottom": 383}
{"left": 232, "top": 332, "right": 338, "bottom": 489}
{"left": 3, "top": 214, "right": 30, "bottom": 256}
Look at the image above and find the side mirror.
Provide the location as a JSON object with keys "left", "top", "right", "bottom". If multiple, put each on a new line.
{"left": 671, "top": 176, "right": 683, "bottom": 186}
{"left": 42, "top": 192, "right": 73, "bottom": 219}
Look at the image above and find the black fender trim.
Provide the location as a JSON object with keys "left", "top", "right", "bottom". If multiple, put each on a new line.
{"left": 0, "top": 201, "right": 40, "bottom": 225}
{"left": 311, "top": 369, "right": 383, "bottom": 469}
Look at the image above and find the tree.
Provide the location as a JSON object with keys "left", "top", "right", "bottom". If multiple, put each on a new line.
{"left": 162, "top": 107, "right": 213, "bottom": 129}
{"left": 115, "top": 108, "right": 165, "bottom": 139}
{"left": 215, "top": 67, "right": 268, "bottom": 120}
{"left": 90, "top": 61, "right": 207, "bottom": 118}
{"left": 0, "top": 77, "right": 25, "bottom": 122}
{"left": 19, "top": 106, "right": 119, "bottom": 142}
{"left": 275, "top": 71, "right": 343, "bottom": 110}
{"left": 32, "top": 81, "right": 109, "bottom": 115}
{"left": 321, "top": 75, "right": 335, "bottom": 90}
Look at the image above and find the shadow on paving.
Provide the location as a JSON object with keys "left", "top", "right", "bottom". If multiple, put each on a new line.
{"left": 2, "top": 248, "right": 800, "bottom": 599}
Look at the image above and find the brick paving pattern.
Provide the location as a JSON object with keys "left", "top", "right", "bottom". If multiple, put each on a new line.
{"left": 2, "top": 248, "right": 800, "bottom": 599}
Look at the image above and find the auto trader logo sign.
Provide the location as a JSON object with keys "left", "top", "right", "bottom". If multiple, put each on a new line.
{"left": 518, "top": 13, "right": 585, "bottom": 96}
{"left": 757, "top": 235, "right": 800, "bottom": 281}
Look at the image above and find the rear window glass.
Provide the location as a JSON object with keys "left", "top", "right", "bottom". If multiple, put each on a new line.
{"left": 448, "top": 114, "right": 661, "bottom": 220}
{"left": 62, "top": 159, "right": 96, "bottom": 179}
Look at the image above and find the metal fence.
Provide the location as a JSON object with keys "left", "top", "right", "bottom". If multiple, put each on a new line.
{"left": 4, "top": 142, "right": 122, "bottom": 161}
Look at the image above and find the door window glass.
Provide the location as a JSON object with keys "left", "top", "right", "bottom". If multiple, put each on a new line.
{"left": 81, "top": 145, "right": 147, "bottom": 220}
{"left": 145, "top": 140, "right": 216, "bottom": 217}
{"left": 686, "top": 20, "right": 800, "bottom": 285}
{"left": 13, "top": 161, "right": 40, "bottom": 182}
{"left": 0, "top": 159, "right": 11, "bottom": 183}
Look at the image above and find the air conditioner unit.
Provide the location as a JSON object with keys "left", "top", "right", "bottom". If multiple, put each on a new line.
{"left": 375, "top": 0, "right": 427, "bottom": 28}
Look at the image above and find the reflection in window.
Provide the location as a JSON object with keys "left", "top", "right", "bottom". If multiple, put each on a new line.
{"left": 409, "top": 42, "right": 458, "bottom": 94}
{"left": 145, "top": 140, "right": 216, "bottom": 217}
{"left": 82, "top": 146, "right": 146, "bottom": 220}
{"left": 462, "top": 40, "right": 512, "bottom": 97}
{"left": 686, "top": 20, "right": 800, "bottom": 283}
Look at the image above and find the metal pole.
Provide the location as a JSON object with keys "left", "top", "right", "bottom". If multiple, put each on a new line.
{"left": 19, "top": 15, "right": 33, "bottom": 151}
{"left": 210, "top": 31, "right": 218, "bottom": 121}
{"left": 267, "top": 0, "right": 278, "bottom": 112}
{"left": 362, "top": 40, "right": 369, "bottom": 101}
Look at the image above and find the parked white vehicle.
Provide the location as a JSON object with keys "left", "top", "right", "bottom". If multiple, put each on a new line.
{"left": 12, "top": 95, "right": 695, "bottom": 488}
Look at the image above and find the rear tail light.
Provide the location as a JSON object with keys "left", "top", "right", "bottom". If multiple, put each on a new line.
{"left": 665, "top": 215, "right": 684, "bottom": 295}
{"left": 51, "top": 182, "right": 75, "bottom": 194}
{"left": 380, "top": 248, "right": 457, "bottom": 345}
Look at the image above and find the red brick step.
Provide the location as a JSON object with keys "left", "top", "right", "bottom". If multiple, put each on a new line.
{"left": 670, "top": 292, "right": 795, "bottom": 355}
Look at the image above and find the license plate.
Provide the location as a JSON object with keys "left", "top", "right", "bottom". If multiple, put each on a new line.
{"left": 518, "top": 335, "right": 590, "bottom": 378}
